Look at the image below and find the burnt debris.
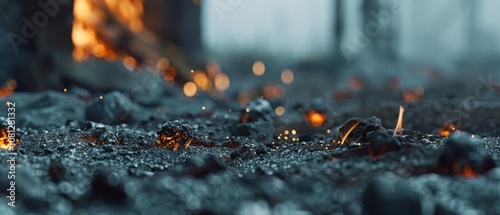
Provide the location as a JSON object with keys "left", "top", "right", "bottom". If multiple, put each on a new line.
{"left": 339, "top": 116, "right": 383, "bottom": 144}
{"left": 438, "top": 132, "right": 496, "bottom": 177}
{"left": 86, "top": 91, "right": 137, "bottom": 125}
{"left": 239, "top": 98, "right": 274, "bottom": 123}
{"left": 368, "top": 131, "right": 402, "bottom": 158}
{"left": 156, "top": 120, "right": 194, "bottom": 150}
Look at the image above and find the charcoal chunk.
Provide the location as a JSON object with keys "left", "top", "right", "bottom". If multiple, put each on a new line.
{"left": 363, "top": 176, "right": 422, "bottom": 215}
{"left": 91, "top": 170, "right": 127, "bottom": 203}
{"left": 176, "top": 154, "right": 225, "bottom": 178}
{"left": 156, "top": 120, "right": 194, "bottom": 150}
{"left": 231, "top": 121, "right": 276, "bottom": 142}
{"left": 240, "top": 98, "right": 274, "bottom": 123}
{"left": 369, "top": 131, "right": 402, "bottom": 157}
{"left": 48, "top": 161, "right": 65, "bottom": 183}
{"left": 339, "top": 116, "right": 383, "bottom": 144}
{"left": 439, "top": 132, "right": 496, "bottom": 177}
{"left": 86, "top": 91, "right": 135, "bottom": 125}
{"left": 230, "top": 146, "right": 257, "bottom": 160}
{"left": 96, "top": 130, "right": 119, "bottom": 145}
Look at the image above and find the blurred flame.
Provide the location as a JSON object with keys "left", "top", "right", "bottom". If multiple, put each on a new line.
{"left": 194, "top": 71, "right": 211, "bottom": 91}
{"left": 349, "top": 76, "right": 364, "bottom": 90}
{"left": 0, "top": 79, "right": 16, "bottom": 98}
{"left": 252, "top": 61, "right": 265, "bottom": 76}
{"left": 304, "top": 110, "right": 327, "bottom": 127}
{"left": 281, "top": 69, "right": 294, "bottom": 84}
{"left": 238, "top": 91, "right": 251, "bottom": 105}
{"left": 214, "top": 73, "right": 230, "bottom": 91}
{"left": 263, "top": 84, "right": 285, "bottom": 100}
{"left": 275, "top": 106, "right": 285, "bottom": 116}
{"left": 72, "top": 0, "right": 144, "bottom": 61}
{"left": 440, "top": 122, "right": 459, "bottom": 137}
{"left": 403, "top": 87, "right": 424, "bottom": 103}
{"left": 156, "top": 58, "right": 170, "bottom": 71}
{"left": 183, "top": 82, "right": 197, "bottom": 97}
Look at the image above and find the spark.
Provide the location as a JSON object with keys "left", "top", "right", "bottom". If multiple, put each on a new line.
{"left": 340, "top": 121, "right": 362, "bottom": 145}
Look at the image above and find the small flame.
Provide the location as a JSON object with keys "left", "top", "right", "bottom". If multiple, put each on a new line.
{"left": 393, "top": 106, "right": 405, "bottom": 136}
{"left": 340, "top": 121, "right": 362, "bottom": 145}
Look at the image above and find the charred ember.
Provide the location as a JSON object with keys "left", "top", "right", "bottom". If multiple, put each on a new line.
{"left": 369, "top": 131, "right": 402, "bottom": 158}
{"left": 339, "top": 116, "right": 383, "bottom": 144}
{"left": 156, "top": 120, "right": 194, "bottom": 150}
{"left": 438, "top": 132, "right": 496, "bottom": 177}
{"left": 239, "top": 98, "right": 275, "bottom": 123}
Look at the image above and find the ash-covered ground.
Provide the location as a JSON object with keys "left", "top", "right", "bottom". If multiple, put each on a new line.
{"left": 1, "top": 89, "right": 500, "bottom": 215}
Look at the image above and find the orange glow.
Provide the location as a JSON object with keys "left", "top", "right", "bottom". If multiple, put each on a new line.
{"left": 403, "top": 88, "right": 424, "bottom": 103}
{"left": 340, "top": 121, "right": 362, "bottom": 145}
{"left": 123, "top": 56, "right": 137, "bottom": 70}
{"left": 0, "top": 79, "right": 16, "bottom": 98}
{"left": 304, "top": 110, "right": 327, "bottom": 127}
{"left": 1, "top": 125, "right": 19, "bottom": 150}
{"left": 263, "top": 84, "right": 285, "bottom": 100}
{"left": 194, "top": 71, "right": 211, "bottom": 91}
{"left": 163, "top": 66, "right": 177, "bottom": 82}
{"left": 275, "top": 106, "right": 285, "bottom": 116}
{"left": 393, "top": 106, "right": 405, "bottom": 136}
{"left": 238, "top": 91, "right": 251, "bottom": 105}
{"left": 460, "top": 166, "right": 478, "bottom": 179}
{"left": 281, "top": 69, "right": 294, "bottom": 84}
{"left": 72, "top": 0, "right": 144, "bottom": 61}
{"left": 439, "top": 123, "right": 459, "bottom": 137}
{"left": 214, "top": 73, "right": 230, "bottom": 91}
{"left": 183, "top": 82, "right": 197, "bottom": 97}
{"left": 156, "top": 58, "right": 170, "bottom": 71}
{"left": 349, "top": 76, "right": 364, "bottom": 90}
{"left": 252, "top": 61, "right": 265, "bottom": 76}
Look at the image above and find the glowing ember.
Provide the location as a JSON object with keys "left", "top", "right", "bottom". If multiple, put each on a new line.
{"left": 403, "top": 88, "right": 424, "bottom": 103}
{"left": 275, "top": 106, "right": 285, "bottom": 116}
{"left": 439, "top": 122, "right": 459, "bottom": 137}
{"left": 340, "top": 121, "right": 362, "bottom": 145}
{"left": 156, "top": 58, "right": 170, "bottom": 71}
{"left": 71, "top": 0, "right": 144, "bottom": 61}
{"left": 393, "top": 106, "right": 405, "bottom": 136}
{"left": 0, "top": 119, "right": 19, "bottom": 150}
{"left": 194, "top": 71, "right": 211, "bottom": 91}
{"left": 0, "top": 79, "right": 16, "bottom": 98}
{"left": 304, "top": 110, "right": 327, "bottom": 127}
{"left": 183, "top": 82, "right": 197, "bottom": 97}
{"left": 214, "top": 73, "right": 230, "bottom": 91}
{"left": 156, "top": 121, "right": 193, "bottom": 150}
{"left": 162, "top": 66, "right": 177, "bottom": 82}
{"left": 263, "top": 84, "right": 285, "bottom": 100}
{"left": 252, "top": 61, "right": 266, "bottom": 76}
{"left": 281, "top": 69, "right": 294, "bottom": 84}
{"left": 349, "top": 76, "right": 364, "bottom": 90}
